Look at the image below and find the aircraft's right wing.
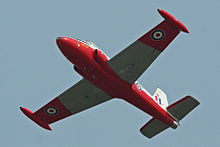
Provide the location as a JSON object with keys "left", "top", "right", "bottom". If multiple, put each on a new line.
{"left": 20, "top": 78, "right": 112, "bottom": 130}
{"left": 108, "top": 9, "right": 189, "bottom": 84}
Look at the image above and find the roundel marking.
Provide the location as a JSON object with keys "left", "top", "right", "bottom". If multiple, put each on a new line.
{"left": 45, "top": 106, "right": 58, "bottom": 116}
{"left": 136, "top": 82, "right": 142, "bottom": 91}
{"left": 151, "top": 30, "right": 165, "bottom": 41}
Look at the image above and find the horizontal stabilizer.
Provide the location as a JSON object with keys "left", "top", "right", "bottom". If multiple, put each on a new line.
{"left": 167, "top": 96, "right": 200, "bottom": 120}
{"left": 140, "top": 118, "right": 169, "bottom": 139}
{"left": 140, "top": 96, "right": 199, "bottom": 139}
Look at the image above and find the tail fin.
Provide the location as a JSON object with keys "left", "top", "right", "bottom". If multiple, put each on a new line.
{"left": 140, "top": 96, "right": 199, "bottom": 139}
{"left": 153, "top": 88, "right": 168, "bottom": 109}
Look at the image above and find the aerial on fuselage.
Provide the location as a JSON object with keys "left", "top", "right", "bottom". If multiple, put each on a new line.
{"left": 20, "top": 9, "right": 199, "bottom": 139}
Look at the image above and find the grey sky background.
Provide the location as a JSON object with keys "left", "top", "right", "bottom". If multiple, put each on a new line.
{"left": 0, "top": 0, "right": 219, "bottom": 146}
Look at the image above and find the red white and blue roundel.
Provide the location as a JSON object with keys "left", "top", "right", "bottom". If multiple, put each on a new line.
{"left": 136, "top": 82, "right": 142, "bottom": 91}
{"left": 151, "top": 30, "right": 165, "bottom": 41}
{"left": 45, "top": 106, "right": 58, "bottom": 116}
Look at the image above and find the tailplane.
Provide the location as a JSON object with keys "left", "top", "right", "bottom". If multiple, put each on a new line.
{"left": 140, "top": 118, "right": 169, "bottom": 139}
{"left": 166, "top": 96, "right": 200, "bottom": 120}
{"left": 140, "top": 96, "right": 199, "bottom": 139}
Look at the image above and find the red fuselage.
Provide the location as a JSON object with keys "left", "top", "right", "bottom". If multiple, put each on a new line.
{"left": 56, "top": 36, "right": 176, "bottom": 128}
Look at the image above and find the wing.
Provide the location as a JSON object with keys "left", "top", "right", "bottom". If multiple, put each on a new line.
{"left": 108, "top": 9, "right": 189, "bottom": 84}
{"left": 20, "top": 78, "right": 112, "bottom": 130}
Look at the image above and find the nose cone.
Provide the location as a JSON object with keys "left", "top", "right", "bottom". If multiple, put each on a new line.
{"left": 56, "top": 36, "right": 71, "bottom": 55}
{"left": 56, "top": 36, "right": 79, "bottom": 59}
{"left": 56, "top": 37, "right": 63, "bottom": 48}
{"left": 56, "top": 36, "right": 64, "bottom": 48}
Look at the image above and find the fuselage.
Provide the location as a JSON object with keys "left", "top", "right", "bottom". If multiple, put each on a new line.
{"left": 56, "top": 36, "right": 177, "bottom": 128}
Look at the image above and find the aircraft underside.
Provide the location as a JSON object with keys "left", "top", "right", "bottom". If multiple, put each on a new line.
{"left": 20, "top": 9, "right": 199, "bottom": 139}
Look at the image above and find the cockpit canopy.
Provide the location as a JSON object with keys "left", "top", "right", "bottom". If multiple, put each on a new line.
{"left": 74, "top": 38, "right": 109, "bottom": 59}
{"left": 85, "top": 40, "right": 99, "bottom": 49}
{"left": 74, "top": 38, "right": 99, "bottom": 49}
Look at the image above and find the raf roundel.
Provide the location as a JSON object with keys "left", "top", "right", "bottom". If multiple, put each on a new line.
{"left": 136, "top": 82, "right": 142, "bottom": 91}
{"left": 151, "top": 30, "right": 165, "bottom": 41}
{"left": 45, "top": 106, "right": 58, "bottom": 116}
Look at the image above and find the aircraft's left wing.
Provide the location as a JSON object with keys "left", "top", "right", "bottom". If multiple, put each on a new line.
{"left": 108, "top": 9, "right": 189, "bottom": 84}
{"left": 20, "top": 78, "right": 112, "bottom": 130}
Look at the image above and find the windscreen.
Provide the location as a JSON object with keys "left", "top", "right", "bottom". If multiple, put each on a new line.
{"left": 74, "top": 38, "right": 99, "bottom": 49}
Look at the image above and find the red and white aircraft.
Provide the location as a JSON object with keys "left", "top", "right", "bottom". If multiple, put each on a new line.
{"left": 21, "top": 9, "right": 199, "bottom": 138}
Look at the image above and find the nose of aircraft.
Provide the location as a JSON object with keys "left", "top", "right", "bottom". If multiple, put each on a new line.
{"left": 56, "top": 36, "right": 72, "bottom": 56}
{"left": 56, "top": 37, "right": 63, "bottom": 48}
{"left": 56, "top": 36, "right": 64, "bottom": 47}
{"left": 57, "top": 37, "right": 62, "bottom": 40}
{"left": 56, "top": 36, "right": 79, "bottom": 59}
{"left": 56, "top": 37, "right": 63, "bottom": 41}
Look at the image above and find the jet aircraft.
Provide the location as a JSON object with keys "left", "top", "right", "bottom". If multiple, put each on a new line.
{"left": 20, "top": 9, "right": 199, "bottom": 138}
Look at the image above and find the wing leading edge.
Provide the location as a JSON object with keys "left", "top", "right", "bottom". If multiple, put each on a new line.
{"left": 108, "top": 9, "right": 189, "bottom": 84}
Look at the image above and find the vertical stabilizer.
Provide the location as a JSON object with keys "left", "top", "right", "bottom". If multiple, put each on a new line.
{"left": 153, "top": 88, "right": 168, "bottom": 109}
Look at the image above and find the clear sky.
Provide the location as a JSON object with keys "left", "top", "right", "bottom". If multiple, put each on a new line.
{"left": 0, "top": 0, "right": 219, "bottom": 146}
